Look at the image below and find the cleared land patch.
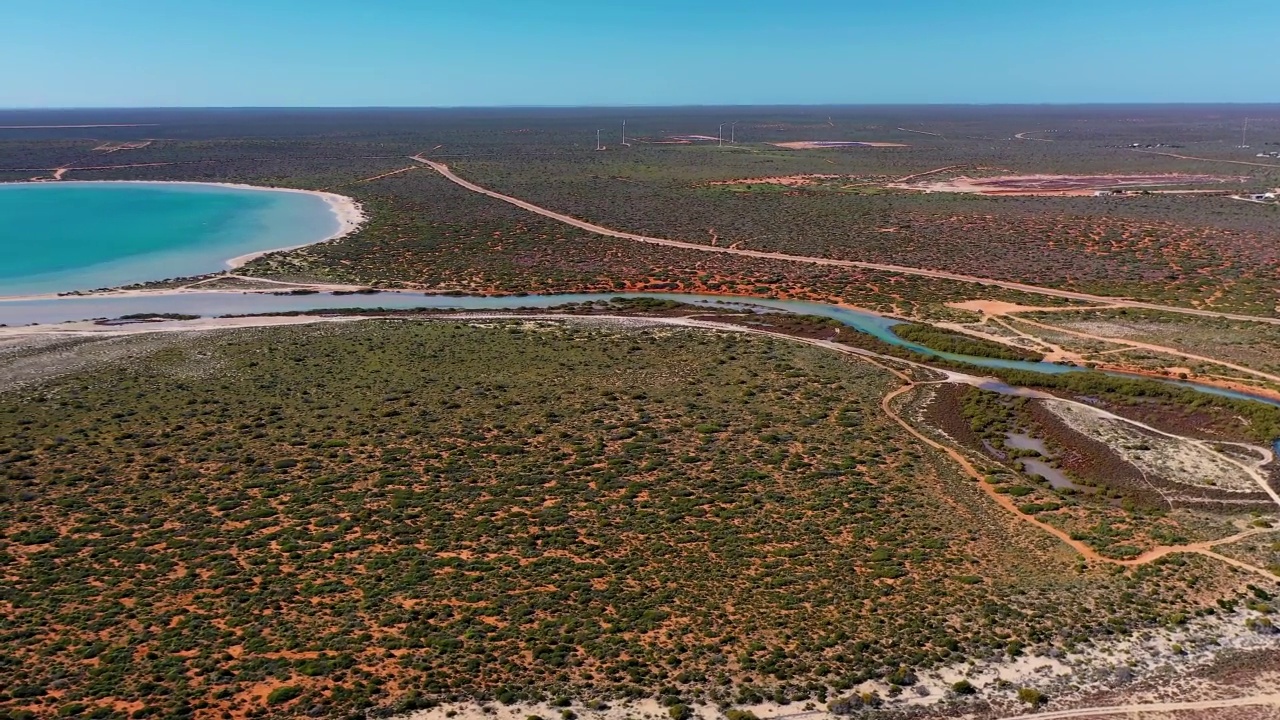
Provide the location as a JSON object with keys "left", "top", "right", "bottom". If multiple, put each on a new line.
{"left": 707, "top": 174, "right": 839, "bottom": 187}
{"left": 770, "top": 141, "right": 909, "bottom": 149}
{"left": 1043, "top": 399, "right": 1267, "bottom": 496}
{"left": 890, "top": 174, "right": 1247, "bottom": 196}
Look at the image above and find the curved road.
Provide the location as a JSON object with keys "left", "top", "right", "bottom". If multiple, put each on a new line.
{"left": 412, "top": 156, "right": 1280, "bottom": 327}
{"left": 994, "top": 693, "right": 1280, "bottom": 720}
{"left": 7, "top": 308, "right": 1276, "bottom": 578}
{"left": 444, "top": 312, "right": 1280, "bottom": 578}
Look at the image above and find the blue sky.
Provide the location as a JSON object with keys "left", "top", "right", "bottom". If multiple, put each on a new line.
{"left": 2, "top": 0, "right": 1276, "bottom": 107}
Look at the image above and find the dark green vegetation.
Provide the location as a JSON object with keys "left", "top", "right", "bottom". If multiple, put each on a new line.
{"left": 987, "top": 369, "right": 1280, "bottom": 444}
{"left": 4, "top": 106, "right": 1279, "bottom": 315}
{"left": 116, "top": 313, "right": 201, "bottom": 322}
{"left": 0, "top": 321, "right": 1248, "bottom": 718}
{"left": 921, "top": 384, "right": 1268, "bottom": 559}
{"left": 711, "top": 310, "right": 1280, "bottom": 444}
{"left": 890, "top": 323, "right": 1044, "bottom": 362}
{"left": 1020, "top": 307, "right": 1280, "bottom": 381}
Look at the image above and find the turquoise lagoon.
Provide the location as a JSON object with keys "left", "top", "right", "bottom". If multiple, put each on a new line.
{"left": 0, "top": 182, "right": 341, "bottom": 296}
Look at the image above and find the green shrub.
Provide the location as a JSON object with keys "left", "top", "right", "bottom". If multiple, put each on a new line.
{"left": 886, "top": 666, "right": 917, "bottom": 686}
{"left": 891, "top": 324, "right": 1045, "bottom": 362}
{"left": 1017, "top": 687, "right": 1045, "bottom": 706}
{"left": 266, "top": 686, "right": 302, "bottom": 705}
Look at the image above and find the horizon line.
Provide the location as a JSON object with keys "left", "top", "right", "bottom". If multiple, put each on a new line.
{"left": 5, "top": 102, "right": 1280, "bottom": 112}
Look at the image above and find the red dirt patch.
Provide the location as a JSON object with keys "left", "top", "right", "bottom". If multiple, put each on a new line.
{"left": 770, "top": 141, "right": 908, "bottom": 149}
{"left": 892, "top": 173, "right": 1247, "bottom": 196}
{"left": 707, "top": 174, "right": 838, "bottom": 187}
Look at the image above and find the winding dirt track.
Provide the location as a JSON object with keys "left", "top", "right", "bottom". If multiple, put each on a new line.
{"left": 1015, "top": 131, "right": 1053, "bottom": 142}
{"left": 628, "top": 317, "right": 1280, "bottom": 577}
{"left": 456, "top": 314, "right": 1280, "bottom": 577}
{"left": 1011, "top": 315, "right": 1280, "bottom": 386}
{"left": 877, "top": 383, "right": 1277, "bottom": 577}
{"left": 1134, "top": 148, "right": 1280, "bottom": 170}
{"left": 5, "top": 309, "right": 1276, "bottom": 577}
{"left": 411, "top": 157, "right": 1280, "bottom": 327}
{"left": 994, "top": 692, "right": 1280, "bottom": 720}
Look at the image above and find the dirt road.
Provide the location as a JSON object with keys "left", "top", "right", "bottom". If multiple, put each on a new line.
{"left": 8, "top": 309, "right": 1274, "bottom": 577}
{"left": 1015, "top": 131, "right": 1053, "bottom": 141}
{"left": 1011, "top": 315, "right": 1280, "bottom": 386}
{"left": 1134, "top": 148, "right": 1280, "bottom": 169}
{"left": 411, "top": 157, "right": 1280, "bottom": 327}
{"left": 993, "top": 692, "right": 1280, "bottom": 719}
{"left": 437, "top": 312, "right": 1280, "bottom": 576}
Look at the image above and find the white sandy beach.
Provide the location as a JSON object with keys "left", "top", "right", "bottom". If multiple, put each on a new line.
{"left": 219, "top": 184, "right": 366, "bottom": 268}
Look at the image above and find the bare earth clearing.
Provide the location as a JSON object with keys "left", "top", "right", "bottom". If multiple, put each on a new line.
{"left": 889, "top": 174, "right": 1247, "bottom": 196}
{"left": 707, "top": 174, "right": 839, "bottom": 186}
{"left": 1043, "top": 399, "right": 1273, "bottom": 496}
{"left": 770, "top": 140, "right": 909, "bottom": 149}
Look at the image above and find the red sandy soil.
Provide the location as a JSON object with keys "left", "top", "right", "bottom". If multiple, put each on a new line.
{"left": 892, "top": 173, "right": 1248, "bottom": 196}
{"left": 707, "top": 174, "right": 838, "bottom": 187}
{"left": 1091, "top": 362, "right": 1280, "bottom": 404}
{"left": 770, "top": 140, "right": 909, "bottom": 149}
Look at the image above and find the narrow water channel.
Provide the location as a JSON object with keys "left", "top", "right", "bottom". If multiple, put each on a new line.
{"left": 3, "top": 289, "right": 1279, "bottom": 412}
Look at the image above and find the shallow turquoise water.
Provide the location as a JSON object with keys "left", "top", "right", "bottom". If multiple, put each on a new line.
{"left": 0, "top": 182, "right": 339, "bottom": 295}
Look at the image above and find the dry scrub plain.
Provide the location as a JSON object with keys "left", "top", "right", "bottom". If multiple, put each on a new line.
{"left": 2, "top": 320, "right": 1275, "bottom": 720}
{"left": 5, "top": 106, "right": 1280, "bottom": 720}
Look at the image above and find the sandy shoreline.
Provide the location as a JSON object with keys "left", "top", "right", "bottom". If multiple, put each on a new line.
{"left": 219, "top": 184, "right": 365, "bottom": 268}
{"left": 0, "top": 180, "right": 367, "bottom": 295}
